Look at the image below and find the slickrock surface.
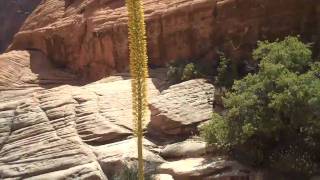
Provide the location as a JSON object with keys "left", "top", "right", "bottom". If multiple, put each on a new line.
{"left": 0, "top": 79, "right": 160, "bottom": 179}
{"left": 0, "top": 50, "right": 78, "bottom": 105}
{"left": 8, "top": 0, "right": 320, "bottom": 80}
{"left": 93, "top": 138, "right": 165, "bottom": 178}
{"left": 158, "top": 157, "right": 251, "bottom": 180}
{"left": 0, "top": 0, "right": 42, "bottom": 53}
{"left": 0, "top": 50, "right": 77, "bottom": 90}
{"left": 149, "top": 79, "right": 214, "bottom": 135}
{"left": 0, "top": 51, "right": 283, "bottom": 179}
{"left": 27, "top": 162, "right": 106, "bottom": 180}
{"left": 0, "top": 51, "right": 161, "bottom": 179}
{"left": 153, "top": 174, "right": 174, "bottom": 180}
{"left": 160, "top": 140, "right": 208, "bottom": 158}
{"left": 0, "top": 97, "right": 107, "bottom": 179}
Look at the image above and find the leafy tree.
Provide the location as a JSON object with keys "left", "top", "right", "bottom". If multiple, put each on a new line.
{"left": 201, "top": 36, "right": 320, "bottom": 176}
{"left": 126, "top": 0, "right": 148, "bottom": 179}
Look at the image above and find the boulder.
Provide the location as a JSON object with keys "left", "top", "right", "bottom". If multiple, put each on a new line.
{"left": 0, "top": 97, "right": 106, "bottom": 179}
{"left": 92, "top": 138, "right": 165, "bottom": 178}
{"left": 158, "top": 157, "right": 251, "bottom": 180}
{"left": 160, "top": 140, "right": 209, "bottom": 159}
{"left": 203, "top": 171, "right": 251, "bottom": 180}
{"left": 153, "top": 174, "right": 174, "bottom": 180}
{"left": 149, "top": 79, "right": 214, "bottom": 135}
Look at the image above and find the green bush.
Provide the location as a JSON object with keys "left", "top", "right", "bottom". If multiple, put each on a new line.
{"left": 113, "top": 166, "right": 138, "bottom": 180}
{"left": 181, "top": 63, "right": 199, "bottom": 81}
{"left": 216, "top": 54, "right": 229, "bottom": 87}
{"left": 200, "top": 113, "right": 230, "bottom": 149}
{"left": 253, "top": 36, "right": 312, "bottom": 73}
{"left": 214, "top": 52, "right": 243, "bottom": 88}
{"left": 167, "top": 62, "right": 184, "bottom": 83}
{"left": 167, "top": 62, "right": 201, "bottom": 83}
{"left": 201, "top": 36, "right": 320, "bottom": 176}
{"left": 113, "top": 166, "right": 152, "bottom": 180}
{"left": 215, "top": 54, "right": 237, "bottom": 88}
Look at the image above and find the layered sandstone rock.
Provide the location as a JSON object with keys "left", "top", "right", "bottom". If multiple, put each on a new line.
{"left": 0, "top": 51, "right": 161, "bottom": 179}
{"left": 0, "top": 51, "right": 287, "bottom": 179}
{"left": 158, "top": 157, "right": 252, "bottom": 180}
{"left": 153, "top": 174, "right": 174, "bottom": 180}
{"left": 92, "top": 138, "right": 164, "bottom": 178}
{"left": 0, "top": 96, "right": 107, "bottom": 179}
{"left": 149, "top": 79, "right": 214, "bottom": 135}
{"left": 0, "top": 50, "right": 77, "bottom": 90}
{"left": 160, "top": 140, "right": 209, "bottom": 158}
{"left": 8, "top": 0, "right": 320, "bottom": 80}
{"left": 0, "top": 0, "right": 41, "bottom": 53}
{"left": 0, "top": 50, "right": 78, "bottom": 104}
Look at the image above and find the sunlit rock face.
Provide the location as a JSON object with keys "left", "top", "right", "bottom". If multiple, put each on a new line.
{"left": 0, "top": 51, "right": 298, "bottom": 180}
{"left": 0, "top": 0, "right": 41, "bottom": 53}
{"left": 0, "top": 51, "right": 238, "bottom": 180}
{"left": 149, "top": 79, "right": 215, "bottom": 136}
{"left": 7, "top": 0, "right": 320, "bottom": 81}
{"left": 0, "top": 50, "right": 161, "bottom": 179}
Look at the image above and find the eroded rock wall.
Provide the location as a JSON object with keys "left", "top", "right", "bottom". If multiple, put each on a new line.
{"left": 8, "top": 0, "right": 320, "bottom": 80}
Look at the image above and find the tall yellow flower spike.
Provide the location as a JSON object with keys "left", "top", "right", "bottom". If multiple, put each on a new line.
{"left": 125, "top": 0, "right": 148, "bottom": 179}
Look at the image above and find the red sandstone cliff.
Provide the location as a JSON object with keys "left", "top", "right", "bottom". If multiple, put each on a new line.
{"left": 7, "top": 0, "right": 320, "bottom": 80}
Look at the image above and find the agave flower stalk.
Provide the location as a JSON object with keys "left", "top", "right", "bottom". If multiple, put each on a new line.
{"left": 125, "top": 0, "right": 149, "bottom": 179}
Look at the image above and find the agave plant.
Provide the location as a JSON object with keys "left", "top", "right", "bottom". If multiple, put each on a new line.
{"left": 125, "top": 0, "right": 149, "bottom": 180}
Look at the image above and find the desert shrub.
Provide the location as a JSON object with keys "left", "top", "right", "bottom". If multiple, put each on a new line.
{"left": 167, "top": 54, "right": 241, "bottom": 85}
{"left": 200, "top": 113, "right": 230, "bottom": 149}
{"left": 167, "top": 61, "right": 185, "bottom": 83}
{"left": 215, "top": 54, "right": 229, "bottom": 87}
{"left": 113, "top": 166, "right": 138, "bottom": 180}
{"left": 167, "top": 61, "right": 201, "bottom": 83}
{"left": 215, "top": 54, "right": 237, "bottom": 88}
{"left": 113, "top": 166, "right": 152, "bottom": 180}
{"left": 201, "top": 36, "right": 320, "bottom": 177}
{"left": 253, "top": 36, "right": 312, "bottom": 73}
{"left": 214, "top": 52, "right": 243, "bottom": 88}
{"left": 181, "top": 63, "right": 199, "bottom": 81}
